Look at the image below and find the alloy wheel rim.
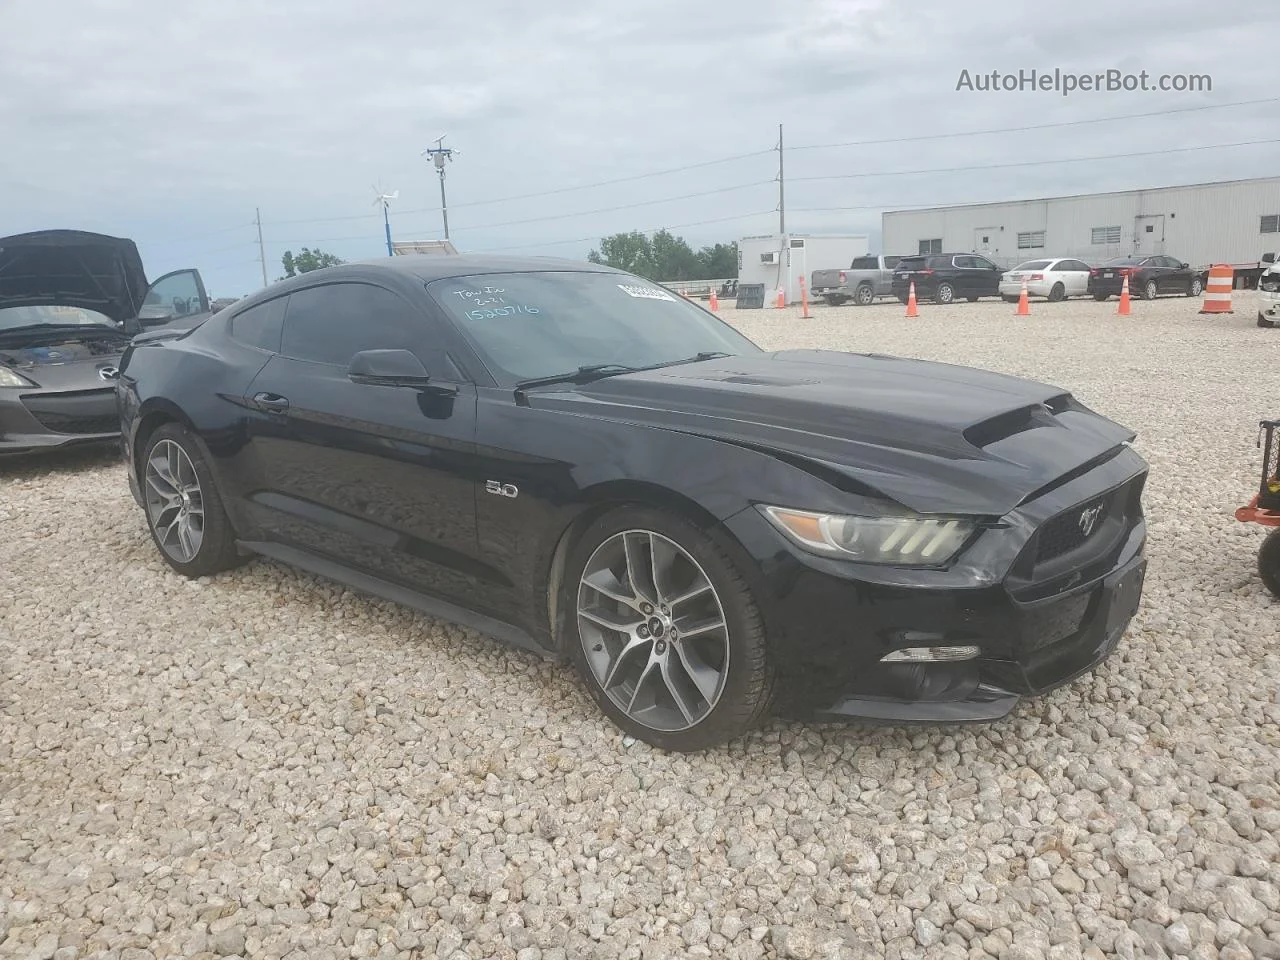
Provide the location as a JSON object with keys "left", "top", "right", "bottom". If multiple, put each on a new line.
{"left": 577, "top": 529, "right": 729, "bottom": 733}
{"left": 144, "top": 439, "right": 205, "bottom": 563}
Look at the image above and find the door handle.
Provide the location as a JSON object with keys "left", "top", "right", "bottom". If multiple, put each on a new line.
{"left": 252, "top": 392, "right": 290, "bottom": 413}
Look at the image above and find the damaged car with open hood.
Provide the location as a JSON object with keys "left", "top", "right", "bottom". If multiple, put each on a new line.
{"left": 0, "top": 229, "right": 211, "bottom": 458}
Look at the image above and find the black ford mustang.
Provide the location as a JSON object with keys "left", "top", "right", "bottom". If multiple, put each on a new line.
{"left": 117, "top": 255, "right": 1148, "bottom": 751}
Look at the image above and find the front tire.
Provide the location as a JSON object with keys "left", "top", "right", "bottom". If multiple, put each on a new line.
{"left": 1259, "top": 529, "right": 1280, "bottom": 598}
{"left": 935, "top": 282, "right": 955, "bottom": 304}
{"left": 1188, "top": 277, "right": 1203, "bottom": 297}
{"left": 565, "top": 506, "right": 776, "bottom": 751}
{"left": 1094, "top": 293, "right": 1109, "bottom": 301}
{"left": 140, "top": 422, "right": 244, "bottom": 578}
{"left": 1260, "top": 312, "right": 1277, "bottom": 329}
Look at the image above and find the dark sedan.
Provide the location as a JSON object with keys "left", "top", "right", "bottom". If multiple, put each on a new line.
{"left": 0, "top": 229, "right": 211, "bottom": 458}
{"left": 117, "top": 255, "right": 1149, "bottom": 751}
{"left": 1088, "top": 255, "right": 1205, "bottom": 301}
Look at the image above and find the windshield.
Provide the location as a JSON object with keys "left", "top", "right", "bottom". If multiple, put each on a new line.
{"left": 0, "top": 304, "right": 118, "bottom": 333}
{"left": 427, "top": 271, "right": 762, "bottom": 384}
{"left": 1012, "top": 260, "right": 1052, "bottom": 271}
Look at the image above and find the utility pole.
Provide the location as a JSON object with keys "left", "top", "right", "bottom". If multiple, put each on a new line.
{"left": 422, "top": 135, "right": 456, "bottom": 240}
{"left": 255, "top": 207, "right": 268, "bottom": 286}
{"left": 777, "top": 123, "right": 788, "bottom": 303}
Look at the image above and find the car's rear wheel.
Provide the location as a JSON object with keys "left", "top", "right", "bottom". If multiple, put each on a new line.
{"left": 1094, "top": 293, "right": 1109, "bottom": 301}
{"left": 1143, "top": 279, "right": 1159, "bottom": 300}
{"left": 141, "top": 423, "right": 244, "bottom": 578}
{"left": 1259, "top": 529, "right": 1280, "bottom": 598}
{"left": 824, "top": 294, "right": 848, "bottom": 306}
{"left": 935, "top": 282, "right": 955, "bottom": 304}
{"left": 1049, "top": 282, "right": 1066, "bottom": 302}
{"left": 854, "top": 283, "right": 874, "bottom": 306}
{"left": 566, "top": 506, "right": 775, "bottom": 751}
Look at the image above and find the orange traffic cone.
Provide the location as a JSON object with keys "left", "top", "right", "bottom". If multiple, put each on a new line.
{"left": 1017, "top": 279, "right": 1030, "bottom": 316}
{"left": 1198, "top": 264, "right": 1234, "bottom": 315}
{"left": 775, "top": 287, "right": 785, "bottom": 309}
{"left": 800, "top": 275, "right": 811, "bottom": 319}
{"left": 906, "top": 281, "right": 919, "bottom": 317}
{"left": 1118, "top": 274, "right": 1131, "bottom": 316}
{"left": 708, "top": 286, "right": 719, "bottom": 312}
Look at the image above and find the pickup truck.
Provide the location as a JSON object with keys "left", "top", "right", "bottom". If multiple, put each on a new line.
{"left": 810, "top": 254, "right": 903, "bottom": 306}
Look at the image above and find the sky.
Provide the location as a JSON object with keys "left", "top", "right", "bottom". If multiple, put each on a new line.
{"left": 2, "top": 0, "right": 1278, "bottom": 300}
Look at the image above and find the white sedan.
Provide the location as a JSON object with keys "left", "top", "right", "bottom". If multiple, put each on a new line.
{"left": 999, "top": 257, "right": 1093, "bottom": 302}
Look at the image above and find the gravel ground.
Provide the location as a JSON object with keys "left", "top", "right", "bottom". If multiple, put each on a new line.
{"left": 2, "top": 290, "right": 1279, "bottom": 960}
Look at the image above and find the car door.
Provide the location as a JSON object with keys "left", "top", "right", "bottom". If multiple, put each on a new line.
{"left": 973, "top": 254, "right": 1004, "bottom": 296}
{"left": 1060, "top": 260, "right": 1090, "bottom": 296}
{"left": 134, "top": 268, "right": 210, "bottom": 330}
{"left": 951, "top": 255, "right": 977, "bottom": 297}
{"left": 240, "top": 279, "right": 494, "bottom": 611}
{"left": 1162, "top": 256, "right": 1191, "bottom": 292}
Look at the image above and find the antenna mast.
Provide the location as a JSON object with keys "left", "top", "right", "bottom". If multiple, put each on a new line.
{"left": 422, "top": 135, "right": 456, "bottom": 240}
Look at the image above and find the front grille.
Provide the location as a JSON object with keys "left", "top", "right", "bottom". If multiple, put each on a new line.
{"left": 1035, "top": 490, "right": 1114, "bottom": 564}
{"left": 21, "top": 389, "right": 118, "bottom": 435}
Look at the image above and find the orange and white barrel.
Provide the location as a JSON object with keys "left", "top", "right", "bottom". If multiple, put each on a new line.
{"left": 1199, "top": 265, "right": 1234, "bottom": 314}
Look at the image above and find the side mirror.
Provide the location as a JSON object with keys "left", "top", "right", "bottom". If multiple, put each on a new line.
{"left": 348, "top": 349, "right": 455, "bottom": 394}
{"left": 1180, "top": 262, "right": 1189, "bottom": 270}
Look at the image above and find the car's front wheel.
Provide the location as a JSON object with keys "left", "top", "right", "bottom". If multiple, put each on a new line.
{"left": 140, "top": 422, "right": 244, "bottom": 578}
{"left": 1259, "top": 529, "right": 1280, "bottom": 598}
{"left": 565, "top": 506, "right": 775, "bottom": 751}
{"left": 1188, "top": 277, "right": 1204, "bottom": 297}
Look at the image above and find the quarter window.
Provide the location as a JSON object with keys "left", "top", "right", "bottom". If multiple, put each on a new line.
{"left": 280, "top": 282, "right": 428, "bottom": 367}
{"left": 228, "top": 296, "right": 287, "bottom": 352}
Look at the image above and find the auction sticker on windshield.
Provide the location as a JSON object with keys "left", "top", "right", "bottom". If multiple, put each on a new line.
{"left": 617, "top": 283, "right": 675, "bottom": 301}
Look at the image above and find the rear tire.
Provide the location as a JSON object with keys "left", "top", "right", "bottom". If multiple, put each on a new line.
{"left": 564, "top": 505, "right": 776, "bottom": 752}
{"left": 1259, "top": 529, "right": 1280, "bottom": 598}
{"left": 824, "top": 294, "right": 848, "bottom": 307}
{"left": 1143, "top": 279, "right": 1158, "bottom": 300}
{"left": 1048, "top": 282, "right": 1065, "bottom": 302}
{"left": 1093, "top": 293, "right": 1109, "bottom": 301}
{"left": 139, "top": 422, "right": 245, "bottom": 578}
{"left": 935, "top": 282, "right": 955, "bottom": 304}
{"left": 853, "top": 283, "right": 874, "bottom": 306}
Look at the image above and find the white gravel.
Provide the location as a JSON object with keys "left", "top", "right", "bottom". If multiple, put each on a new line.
{"left": 2, "top": 290, "right": 1279, "bottom": 960}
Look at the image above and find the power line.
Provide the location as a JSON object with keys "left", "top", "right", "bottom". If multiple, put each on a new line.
{"left": 789, "top": 138, "right": 1280, "bottom": 184}
{"left": 472, "top": 209, "right": 776, "bottom": 253}
{"left": 788, "top": 96, "right": 1280, "bottom": 152}
{"left": 440, "top": 180, "right": 774, "bottom": 233}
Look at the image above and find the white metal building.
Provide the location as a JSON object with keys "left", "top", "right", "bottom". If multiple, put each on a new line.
{"left": 737, "top": 233, "right": 868, "bottom": 304}
{"left": 881, "top": 176, "right": 1280, "bottom": 271}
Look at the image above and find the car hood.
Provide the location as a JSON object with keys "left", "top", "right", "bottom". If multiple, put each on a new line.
{"left": 0, "top": 338, "right": 126, "bottom": 390}
{"left": 529, "top": 349, "right": 1137, "bottom": 516}
{"left": 0, "top": 229, "right": 148, "bottom": 325}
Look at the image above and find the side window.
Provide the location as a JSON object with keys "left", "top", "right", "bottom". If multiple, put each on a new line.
{"left": 953, "top": 255, "right": 977, "bottom": 269}
{"left": 280, "top": 282, "right": 427, "bottom": 367}
{"left": 972, "top": 256, "right": 997, "bottom": 270}
{"left": 229, "top": 296, "right": 287, "bottom": 352}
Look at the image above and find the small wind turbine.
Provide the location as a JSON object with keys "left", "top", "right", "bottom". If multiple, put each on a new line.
{"left": 373, "top": 183, "right": 399, "bottom": 256}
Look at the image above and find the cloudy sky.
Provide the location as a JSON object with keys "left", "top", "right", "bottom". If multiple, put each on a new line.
{"left": 3, "top": 0, "right": 1277, "bottom": 298}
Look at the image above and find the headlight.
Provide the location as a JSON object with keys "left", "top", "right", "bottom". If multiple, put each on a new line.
{"left": 1262, "top": 280, "right": 1279, "bottom": 293}
{"left": 759, "top": 505, "right": 976, "bottom": 565}
{"left": 0, "top": 367, "right": 37, "bottom": 388}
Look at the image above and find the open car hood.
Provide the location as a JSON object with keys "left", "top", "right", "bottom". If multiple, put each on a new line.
{"left": 0, "top": 229, "right": 148, "bottom": 326}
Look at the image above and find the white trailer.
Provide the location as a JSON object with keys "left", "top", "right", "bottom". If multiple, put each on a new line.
{"left": 737, "top": 234, "right": 869, "bottom": 304}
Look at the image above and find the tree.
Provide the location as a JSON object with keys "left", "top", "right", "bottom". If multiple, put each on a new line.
{"left": 280, "top": 247, "right": 344, "bottom": 279}
{"left": 695, "top": 241, "right": 738, "bottom": 280}
{"left": 587, "top": 231, "right": 738, "bottom": 282}
{"left": 587, "top": 231, "right": 654, "bottom": 277}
